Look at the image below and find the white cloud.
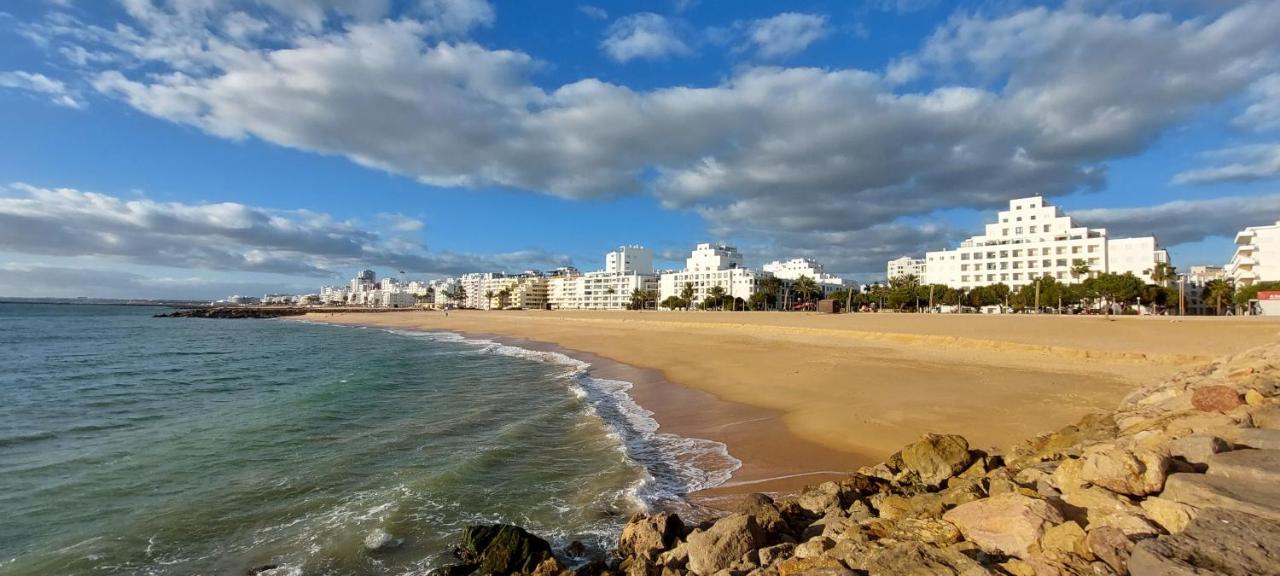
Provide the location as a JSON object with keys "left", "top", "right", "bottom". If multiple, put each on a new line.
{"left": 0, "top": 183, "right": 569, "bottom": 277}
{"left": 601, "top": 13, "right": 690, "bottom": 62}
{"left": 21, "top": 0, "right": 1280, "bottom": 275}
{"left": 578, "top": 4, "right": 607, "bottom": 21}
{"left": 1173, "top": 143, "right": 1280, "bottom": 185}
{"left": 745, "top": 13, "right": 828, "bottom": 59}
{"left": 1236, "top": 74, "right": 1280, "bottom": 132}
{"left": 0, "top": 70, "right": 83, "bottom": 108}
{"left": 1073, "top": 193, "right": 1280, "bottom": 246}
{"left": 378, "top": 213, "right": 426, "bottom": 232}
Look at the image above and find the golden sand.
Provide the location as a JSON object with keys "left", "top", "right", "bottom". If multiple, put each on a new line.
{"left": 303, "top": 310, "right": 1280, "bottom": 498}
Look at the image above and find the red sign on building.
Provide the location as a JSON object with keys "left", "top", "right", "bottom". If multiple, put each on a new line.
{"left": 1257, "top": 291, "right": 1280, "bottom": 301}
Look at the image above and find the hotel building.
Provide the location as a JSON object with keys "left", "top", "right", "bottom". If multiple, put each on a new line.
{"left": 547, "top": 246, "right": 659, "bottom": 310}
{"left": 886, "top": 256, "right": 926, "bottom": 281}
{"left": 763, "top": 257, "right": 850, "bottom": 295}
{"left": 917, "top": 196, "right": 1170, "bottom": 290}
{"left": 659, "top": 243, "right": 766, "bottom": 306}
{"left": 1227, "top": 220, "right": 1280, "bottom": 288}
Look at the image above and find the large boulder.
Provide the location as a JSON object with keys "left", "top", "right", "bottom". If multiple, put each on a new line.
{"left": 1084, "top": 526, "right": 1133, "bottom": 575}
{"left": 863, "top": 542, "right": 992, "bottom": 576}
{"left": 1127, "top": 508, "right": 1280, "bottom": 576}
{"left": 941, "top": 493, "right": 1064, "bottom": 558}
{"left": 900, "top": 434, "right": 974, "bottom": 487}
{"left": 1162, "top": 472, "right": 1280, "bottom": 521}
{"left": 1206, "top": 449, "right": 1280, "bottom": 484}
{"left": 1192, "top": 385, "right": 1244, "bottom": 412}
{"left": 1167, "top": 434, "right": 1230, "bottom": 470}
{"left": 737, "top": 493, "right": 791, "bottom": 542}
{"left": 1079, "top": 445, "right": 1169, "bottom": 497}
{"left": 685, "top": 513, "right": 765, "bottom": 576}
{"left": 776, "top": 556, "right": 852, "bottom": 576}
{"left": 619, "top": 512, "right": 684, "bottom": 560}
{"left": 456, "top": 524, "right": 560, "bottom": 575}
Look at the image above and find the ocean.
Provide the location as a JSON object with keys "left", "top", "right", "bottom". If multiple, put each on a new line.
{"left": 0, "top": 304, "right": 738, "bottom": 576}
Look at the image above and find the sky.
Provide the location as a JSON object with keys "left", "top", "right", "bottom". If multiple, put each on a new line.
{"left": 1, "top": 0, "right": 1279, "bottom": 299}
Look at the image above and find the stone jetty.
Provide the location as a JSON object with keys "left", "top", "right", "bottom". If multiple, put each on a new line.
{"left": 435, "top": 341, "right": 1280, "bottom": 575}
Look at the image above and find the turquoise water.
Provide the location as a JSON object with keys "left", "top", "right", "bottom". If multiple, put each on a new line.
{"left": 0, "top": 304, "right": 737, "bottom": 576}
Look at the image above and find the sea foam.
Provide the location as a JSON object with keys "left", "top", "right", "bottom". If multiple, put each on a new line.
{"left": 386, "top": 329, "right": 741, "bottom": 513}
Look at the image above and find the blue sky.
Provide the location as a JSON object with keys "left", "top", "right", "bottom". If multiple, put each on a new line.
{"left": 1, "top": 0, "right": 1279, "bottom": 299}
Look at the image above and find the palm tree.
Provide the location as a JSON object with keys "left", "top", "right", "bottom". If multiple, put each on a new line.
{"left": 1070, "top": 260, "right": 1092, "bottom": 282}
{"left": 1204, "top": 279, "right": 1234, "bottom": 316}
{"left": 707, "top": 285, "right": 727, "bottom": 310}
{"left": 629, "top": 288, "right": 645, "bottom": 310}
{"left": 1148, "top": 262, "right": 1175, "bottom": 287}
{"left": 792, "top": 275, "right": 819, "bottom": 310}
{"left": 680, "top": 282, "right": 696, "bottom": 311}
{"left": 497, "top": 287, "right": 512, "bottom": 309}
{"left": 484, "top": 290, "right": 495, "bottom": 310}
{"left": 761, "top": 276, "right": 783, "bottom": 310}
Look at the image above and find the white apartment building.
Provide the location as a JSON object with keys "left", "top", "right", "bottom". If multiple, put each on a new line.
{"left": 886, "top": 256, "right": 926, "bottom": 281}
{"left": 919, "top": 196, "right": 1170, "bottom": 290}
{"left": 763, "top": 257, "right": 850, "bottom": 296}
{"left": 1227, "top": 220, "right": 1280, "bottom": 288}
{"left": 659, "top": 243, "right": 765, "bottom": 307}
{"left": 1182, "top": 265, "right": 1225, "bottom": 315}
{"left": 375, "top": 291, "right": 417, "bottom": 308}
{"left": 548, "top": 246, "right": 659, "bottom": 310}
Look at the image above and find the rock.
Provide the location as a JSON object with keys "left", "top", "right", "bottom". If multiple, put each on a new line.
{"left": 1246, "top": 389, "right": 1266, "bottom": 406}
{"left": 1085, "top": 527, "right": 1133, "bottom": 575}
{"left": 775, "top": 556, "right": 851, "bottom": 576}
{"left": 1039, "top": 521, "right": 1090, "bottom": 559}
{"left": 1192, "top": 385, "right": 1243, "bottom": 412}
{"left": 686, "top": 514, "right": 765, "bottom": 576}
{"left": 1207, "top": 449, "right": 1280, "bottom": 484}
{"left": 756, "top": 543, "right": 794, "bottom": 566}
{"left": 1233, "top": 428, "right": 1280, "bottom": 450}
{"left": 865, "top": 517, "right": 962, "bottom": 546}
{"left": 797, "top": 482, "right": 843, "bottom": 514}
{"left": 428, "top": 564, "right": 478, "bottom": 576}
{"left": 620, "top": 555, "right": 657, "bottom": 576}
{"left": 863, "top": 541, "right": 993, "bottom": 576}
{"left": 1139, "top": 497, "right": 1198, "bottom": 534}
{"left": 738, "top": 493, "right": 791, "bottom": 543}
{"left": 1127, "top": 508, "right": 1280, "bottom": 576}
{"left": 941, "top": 493, "right": 1064, "bottom": 558}
{"left": 246, "top": 565, "right": 280, "bottom": 576}
{"left": 1007, "top": 413, "right": 1118, "bottom": 468}
{"left": 1251, "top": 404, "right": 1280, "bottom": 429}
{"left": 363, "top": 528, "right": 399, "bottom": 552}
{"left": 1162, "top": 472, "right": 1280, "bottom": 521}
{"left": 900, "top": 434, "right": 974, "bottom": 487}
{"left": 1167, "top": 434, "right": 1230, "bottom": 470}
{"left": 457, "top": 524, "right": 559, "bottom": 575}
{"left": 620, "top": 512, "right": 684, "bottom": 560}
{"left": 846, "top": 500, "right": 874, "bottom": 522}
{"left": 793, "top": 536, "right": 834, "bottom": 559}
{"left": 1079, "top": 445, "right": 1169, "bottom": 497}
{"left": 656, "top": 542, "right": 688, "bottom": 568}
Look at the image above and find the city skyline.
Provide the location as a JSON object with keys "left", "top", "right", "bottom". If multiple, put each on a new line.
{"left": 2, "top": 0, "right": 1280, "bottom": 299}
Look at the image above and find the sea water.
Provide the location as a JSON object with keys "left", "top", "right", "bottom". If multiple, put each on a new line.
{"left": 0, "top": 304, "right": 738, "bottom": 575}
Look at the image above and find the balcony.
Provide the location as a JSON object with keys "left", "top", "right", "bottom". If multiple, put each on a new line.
{"left": 1234, "top": 255, "right": 1257, "bottom": 267}
{"left": 1236, "top": 230, "right": 1255, "bottom": 244}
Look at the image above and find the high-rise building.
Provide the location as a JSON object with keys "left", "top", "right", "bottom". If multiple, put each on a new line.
{"left": 1227, "top": 220, "right": 1280, "bottom": 288}
{"left": 659, "top": 243, "right": 764, "bottom": 306}
{"left": 548, "top": 246, "right": 658, "bottom": 310}
{"left": 886, "top": 256, "right": 926, "bottom": 280}
{"left": 915, "top": 196, "right": 1169, "bottom": 290}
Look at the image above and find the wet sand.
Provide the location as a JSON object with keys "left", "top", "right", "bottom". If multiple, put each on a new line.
{"left": 302, "top": 310, "right": 1280, "bottom": 503}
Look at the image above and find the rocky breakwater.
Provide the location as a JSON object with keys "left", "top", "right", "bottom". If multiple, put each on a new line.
{"left": 432, "top": 343, "right": 1280, "bottom": 576}
{"left": 156, "top": 307, "right": 311, "bottom": 319}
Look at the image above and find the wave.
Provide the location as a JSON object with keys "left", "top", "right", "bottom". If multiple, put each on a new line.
{"left": 385, "top": 329, "right": 742, "bottom": 513}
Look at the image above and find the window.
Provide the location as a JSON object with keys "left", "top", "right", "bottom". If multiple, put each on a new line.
{"left": 1043, "top": 225, "right": 1051, "bottom": 232}
{"left": 1015, "top": 227, "right": 1023, "bottom": 234}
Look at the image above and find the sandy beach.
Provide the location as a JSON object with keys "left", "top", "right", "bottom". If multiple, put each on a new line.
{"left": 305, "top": 310, "right": 1280, "bottom": 501}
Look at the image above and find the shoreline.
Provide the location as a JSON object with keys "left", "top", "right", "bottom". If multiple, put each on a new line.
{"left": 300, "top": 317, "right": 867, "bottom": 509}
{"left": 297, "top": 310, "right": 1280, "bottom": 505}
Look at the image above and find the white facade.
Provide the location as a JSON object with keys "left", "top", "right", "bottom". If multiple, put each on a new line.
{"left": 605, "top": 245, "right": 655, "bottom": 275}
{"left": 547, "top": 247, "right": 659, "bottom": 310}
{"left": 1227, "top": 220, "right": 1280, "bottom": 288}
{"left": 375, "top": 291, "right": 417, "bottom": 308}
{"left": 659, "top": 243, "right": 764, "bottom": 307}
{"left": 886, "top": 257, "right": 926, "bottom": 281}
{"left": 920, "top": 196, "right": 1170, "bottom": 290}
{"left": 763, "top": 258, "right": 846, "bottom": 286}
